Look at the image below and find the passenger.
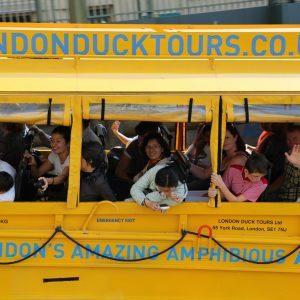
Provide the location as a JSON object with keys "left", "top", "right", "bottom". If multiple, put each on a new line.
{"left": 273, "top": 124, "right": 300, "bottom": 202}
{"left": 111, "top": 121, "right": 134, "bottom": 148}
{"left": 25, "top": 126, "right": 70, "bottom": 201}
{"left": 256, "top": 123, "right": 288, "bottom": 184}
{"left": 186, "top": 123, "right": 211, "bottom": 190}
{"left": 78, "top": 142, "right": 116, "bottom": 201}
{"left": 189, "top": 123, "right": 247, "bottom": 182}
{"left": 113, "top": 121, "right": 161, "bottom": 200}
{"left": 208, "top": 152, "right": 270, "bottom": 202}
{"left": 0, "top": 159, "right": 16, "bottom": 202}
{"left": 130, "top": 165, "right": 187, "bottom": 211}
{"left": 133, "top": 133, "right": 171, "bottom": 182}
{"left": 0, "top": 123, "right": 25, "bottom": 170}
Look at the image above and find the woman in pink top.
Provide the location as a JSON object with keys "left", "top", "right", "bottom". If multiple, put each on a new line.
{"left": 208, "top": 152, "right": 270, "bottom": 202}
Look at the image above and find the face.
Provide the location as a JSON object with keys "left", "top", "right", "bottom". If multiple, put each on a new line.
{"left": 156, "top": 185, "right": 176, "bottom": 197}
{"left": 244, "top": 169, "right": 265, "bottom": 183}
{"left": 145, "top": 139, "right": 164, "bottom": 160}
{"left": 51, "top": 133, "right": 69, "bottom": 155}
{"left": 287, "top": 130, "right": 300, "bottom": 149}
{"left": 223, "top": 129, "right": 238, "bottom": 151}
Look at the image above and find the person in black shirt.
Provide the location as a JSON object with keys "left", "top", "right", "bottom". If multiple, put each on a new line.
{"left": 80, "top": 142, "right": 116, "bottom": 202}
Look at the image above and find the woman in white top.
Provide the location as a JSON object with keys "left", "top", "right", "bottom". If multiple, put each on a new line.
{"left": 25, "top": 126, "right": 70, "bottom": 199}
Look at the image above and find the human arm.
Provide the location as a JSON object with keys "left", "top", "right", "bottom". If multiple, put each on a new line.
{"left": 130, "top": 167, "right": 162, "bottom": 211}
{"left": 189, "top": 163, "right": 212, "bottom": 179}
{"left": 285, "top": 145, "right": 300, "bottom": 168}
{"left": 38, "top": 166, "right": 69, "bottom": 190}
{"left": 111, "top": 121, "right": 133, "bottom": 147}
{"left": 210, "top": 173, "right": 247, "bottom": 202}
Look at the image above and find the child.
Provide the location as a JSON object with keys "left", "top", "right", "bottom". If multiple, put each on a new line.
{"left": 208, "top": 152, "right": 270, "bottom": 202}
{"left": 130, "top": 165, "right": 187, "bottom": 211}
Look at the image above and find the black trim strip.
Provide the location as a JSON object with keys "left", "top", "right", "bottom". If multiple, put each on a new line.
{"left": 216, "top": 96, "right": 223, "bottom": 208}
{"left": 47, "top": 98, "right": 52, "bottom": 126}
{"left": 187, "top": 98, "right": 193, "bottom": 123}
{"left": 244, "top": 97, "right": 249, "bottom": 123}
{"left": 43, "top": 277, "right": 79, "bottom": 283}
{"left": 101, "top": 98, "right": 105, "bottom": 120}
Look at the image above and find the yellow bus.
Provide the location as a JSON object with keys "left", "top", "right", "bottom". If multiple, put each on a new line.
{"left": 0, "top": 23, "right": 299, "bottom": 300}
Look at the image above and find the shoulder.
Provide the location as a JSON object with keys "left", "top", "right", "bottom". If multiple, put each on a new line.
{"left": 229, "top": 153, "right": 248, "bottom": 165}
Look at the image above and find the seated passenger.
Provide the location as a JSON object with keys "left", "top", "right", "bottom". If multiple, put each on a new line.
{"left": 256, "top": 123, "right": 288, "bottom": 184}
{"left": 130, "top": 165, "right": 188, "bottom": 211}
{"left": 80, "top": 142, "right": 116, "bottom": 201}
{"left": 112, "top": 121, "right": 161, "bottom": 200}
{"left": 133, "top": 133, "right": 170, "bottom": 182}
{"left": 25, "top": 126, "right": 70, "bottom": 201}
{"left": 189, "top": 123, "right": 248, "bottom": 181}
{"left": 274, "top": 125, "right": 300, "bottom": 202}
{"left": 0, "top": 171, "right": 15, "bottom": 202}
{"left": 186, "top": 123, "right": 211, "bottom": 190}
{"left": 208, "top": 152, "right": 270, "bottom": 202}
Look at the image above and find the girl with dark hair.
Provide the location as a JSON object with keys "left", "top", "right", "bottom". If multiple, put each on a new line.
{"left": 221, "top": 123, "right": 248, "bottom": 172}
{"left": 133, "top": 133, "right": 171, "bottom": 182}
{"left": 130, "top": 165, "right": 187, "bottom": 211}
{"left": 25, "top": 126, "right": 71, "bottom": 200}
{"left": 80, "top": 142, "right": 116, "bottom": 201}
{"left": 189, "top": 123, "right": 247, "bottom": 182}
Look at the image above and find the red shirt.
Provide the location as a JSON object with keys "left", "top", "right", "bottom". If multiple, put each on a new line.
{"left": 223, "top": 165, "right": 268, "bottom": 202}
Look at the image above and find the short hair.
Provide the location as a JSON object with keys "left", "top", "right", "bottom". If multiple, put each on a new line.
{"left": 51, "top": 126, "right": 71, "bottom": 144}
{"left": 135, "top": 122, "right": 161, "bottom": 136}
{"left": 155, "top": 166, "right": 179, "bottom": 188}
{"left": 141, "top": 133, "right": 171, "bottom": 158}
{"left": 82, "top": 141, "right": 107, "bottom": 170}
{"left": 0, "top": 171, "right": 13, "bottom": 193}
{"left": 245, "top": 152, "right": 271, "bottom": 175}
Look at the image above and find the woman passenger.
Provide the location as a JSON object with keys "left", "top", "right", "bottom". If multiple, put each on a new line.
{"left": 189, "top": 123, "right": 247, "bottom": 183}
{"left": 133, "top": 133, "right": 171, "bottom": 182}
{"left": 25, "top": 126, "right": 70, "bottom": 201}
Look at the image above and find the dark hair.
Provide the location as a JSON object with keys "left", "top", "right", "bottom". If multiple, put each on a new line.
{"left": 0, "top": 171, "right": 13, "bottom": 193}
{"left": 192, "top": 123, "right": 211, "bottom": 158}
{"left": 155, "top": 166, "right": 179, "bottom": 188}
{"left": 287, "top": 123, "right": 300, "bottom": 133}
{"left": 141, "top": 133, "right": 171, "bottom": 159}
{"left": 135, "top": 122, "right": 161, "bottom": 136}
{"left": 226, "top": 123, "right": 246, "bottom": 152}
{"left": 245, "top": 152, "right": 271, "bottom": 175}
{"left": 51, "top": 126, "right": 71, "bottom": 144}
{"left": 82, "top": 141, "right": 107, "bottom": 170}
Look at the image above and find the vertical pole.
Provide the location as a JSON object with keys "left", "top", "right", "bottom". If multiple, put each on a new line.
{"left": 34, "top": 0, "right": 43, "bottom": 22}
{"left": 69, "top": 0, "right": 87, "bottom": 23}
{"left": 137, "top": 0, "right": 142, "bottom": 19}
{"left": 146, "top": 0, "right": 153, "bottom": 18}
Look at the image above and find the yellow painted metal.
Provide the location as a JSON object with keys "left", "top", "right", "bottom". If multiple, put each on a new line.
{"left": 66, "top": 97, "right": 82, "bottom": 209}
{"left": 0, "top": 23, "right": 299, "bottom": 300}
